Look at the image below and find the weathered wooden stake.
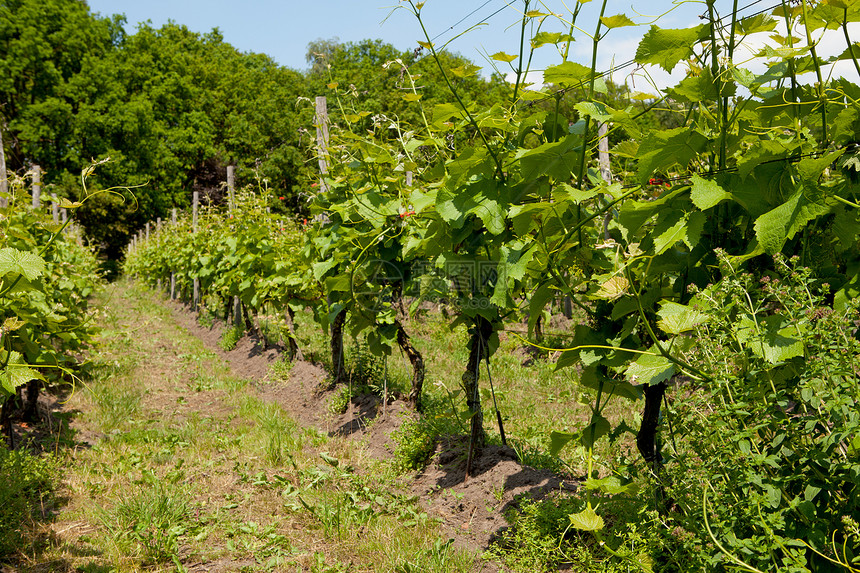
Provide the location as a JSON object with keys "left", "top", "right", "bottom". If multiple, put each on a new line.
{"left": 32, "top": 165, "right": 41, "bottom": 209}
{"left": 227, "top": 165, "right": 235, "bottom": 211}
{"left": 314, "top": 96, "right": 330, "bottom": 193}
{"left": 0, "top": 126, "right": 7, "bottom": 208}
{"left": 51, "top": 193, "right": 59, "bottom": 224}
{"left": 192, "top": 191, "right": 200, "bottom": 311}
{"left": 170, "top": 208, "right": 177, "bottom": 299}
{"left": 156, "top": 215, "right": 164, "bottom": 291}
{"left": 233, "top": 296, "right": 242, "bottom": 329}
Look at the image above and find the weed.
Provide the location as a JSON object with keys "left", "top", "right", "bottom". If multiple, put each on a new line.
{"left": 327, "top": 385, "right": 352, "bottom": 415}
{"left": 87, "top": 382, "right": 142, "bottom": 432}
{"left": 100, "top": 482, "right": 193, "bottom": 564}
{"left": 0, "top": 448, "right": 57, "bottom": 556}
{"left": 218, "top": 325, "right": 243, "bottom": 351}
{"left": 268, "top": 356, "right": 294, "bottom": 380}
{"left": 391, "top": 415, "right": 436, "bottom": 472}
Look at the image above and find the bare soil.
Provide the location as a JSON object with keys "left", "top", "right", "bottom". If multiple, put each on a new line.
{"left": 162, "top": 297, "right": 578, "bottom": 559}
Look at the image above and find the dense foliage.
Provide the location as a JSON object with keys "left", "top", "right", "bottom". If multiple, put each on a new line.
{"left": 0, "top": 0, "right": 507, "bottom": 263}
{"left": 0, "top": 168, "right": 101, "bottom": 435}
{"left": 126, "top": 0, "right": 860, "bottom": 570}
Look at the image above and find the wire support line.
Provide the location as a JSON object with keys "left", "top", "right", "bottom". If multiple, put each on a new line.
{"left": 617, "top": 142, "right": 859, "bottom": 190}
{"left": 517, "top": 0, "right": 791, "bottom": 107}
{"left": 430, "top": 0, "right": 504, "bottom": 43}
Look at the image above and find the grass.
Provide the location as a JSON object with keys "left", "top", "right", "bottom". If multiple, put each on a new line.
{"left": 6, "top": 280, "right": 480, "bottom": 572}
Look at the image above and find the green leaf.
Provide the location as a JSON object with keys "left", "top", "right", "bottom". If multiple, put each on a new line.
{"left": 580, "top": 413, "right": 611, "bottom": 448}
{"left": 796, "top": 149, "right": 845, "bottom": 185}
{"left": 573, "top": 101, "right": 612, "bottom": 122}
{"left": 531, "top": 32, "right": 573, "bottom": 49}
{"left": 635, "top": 24, "right": 707, "bottom": 72}
{"left": 490, "top": 52, "right": 518, "bottom": 63}
{"left": 736, "top": 314, "right": 804, "bottom": 364}
{"left": 690, "top": 174, "right": 730, "bottom": 210}
{"left": 518, "top": 134, "right": 582, "bottom": 182}
{"left": 595, "top": 276, "right": 628, "bottom": 300}
{"left": 401, "top": 93, "right": 422, "bottom": 102}
{"left": 667, "top": 69, "right": 721, "bottom": 102}
{"left": 0, "top": 248, "right": 46, "bottom": 281}
{"left": 0, "top": 352, "right": 45, "bottom": 395}
{"left": 549, "top": 431, "right": 577, "bottom": 456}
{"left": 611, "top": 139, "right": 639, "bottom": 158}
{"left": 684, "top": 211, "right": 706, "bottom": 249}
{"left": 636, "top": 127, "right": 709, "bottom": 185}
{"left": 543, "top": 61, "right": 592, "bottom": 88}
{"left": 584, "top": 475, "right": 636, "bottom": 494}
{"left": 736, "top": 13, "right": 778, "bottom": 34}
{"left": 754, "top": 188, "right": 832, "bottom": 255}
{"left": 651, "top": 211, "right": 689, "bottom": 255}
{"left": 625, "top": 350, "right": 675, "bottom": 385}
{"left": 579, "top": 365, "right": 642, "bottom": 401}
{"left": 600, "top": 14, "right": 636, "bottom": 28}
{"left": 568, "top": 506, "right": 604, "bottom": 531}
{"left": 312, "top": 259, "right": 337, "bottom": 280}
{"left": 656, "top": 301, "right": 708, "bottom": 334}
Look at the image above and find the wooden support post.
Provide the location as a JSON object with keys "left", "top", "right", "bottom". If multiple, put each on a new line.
{"left": 61, "top": 208, "right": 67, "bottom": 224}
{"left": 233, "top": 296, "right": 242, "bottom": 329}
{"left": 156, "top": 216, "right": 163, "bottom": 291}
{"left": 146, "top": 221, "right": 150, "bottom": 242}
{"left": 170, "top": 208, "right": 177, "bottom": 299}
{"left": 0, "top": 126, "right": 7, "bottom": 209}
{"left": 192, "top": 191, "right": 200, "bottom": 311}
{"left": 51, "top": 193, "right": 59, "bottom": 224}
{"left": 227, "top": 165, "right": 235, "bottom": 211}
{"left": 32, "top": 165, "right": 41, "bottom": 209}
{"left": 314, "top": 96, "right": 330, "bottom": 193}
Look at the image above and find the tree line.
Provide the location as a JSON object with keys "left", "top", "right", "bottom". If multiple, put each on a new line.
{"left": 0, "top": 0, "right": 508, "bottom": 266}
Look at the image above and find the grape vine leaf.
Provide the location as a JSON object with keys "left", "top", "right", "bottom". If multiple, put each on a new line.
{"left": 518, "top": 134, "right": 583, "bottom": 181}
{"left": 0, "top": 248, "right": 46, "bottom": 281}
{"left": 600, "top": 14, "right": 636, "bottom": 29}
{"left": 656, "top": 301, "right": 708, "bottom": 334}
{"left": 530, "top": 31, "right": 574, "bottom": 49}
{"left": 568, "top": 506, "right": 605, "bottom": 531}
{"left": 580, "top": 413, "right": 611, "bottom": 448}
{"left": 543, "top": 61, "right": 592, "bottom": 87}
{"left": 490, "top": 52, "right": 518, "bottom": 63}
{"left": 635, "top": 24, "right": 708, "bottom": 72}
{"left": 667, "top": 69, "right": 721, "bottom": 102}
{"left": 797, "top": 149, "right": 845, "bottom": 185}
{"left": 579, "top": 365, "right": 642, "bottom": 401}
{"left": 0, "top": 352, "right": 45, "bottom": 394}
{"left": 754, "top": 188, "right": 832, "bottom": 255}
{"left": 549, "top": 430, "right": 576, "bottom": 456}
{"left": 690, "top": 174, "right": 730, "bottom": 210}
{"left": 636, "top": 127, "right": 709, "bottom": 185}
{"left": 625, "top": 350, "right": 675, "bottom": 386}
{"left": 651, "top": 211, "right": 688, "bottom": 255}
{"left": 735, "top": 314, "right": 804, "bottom": 364}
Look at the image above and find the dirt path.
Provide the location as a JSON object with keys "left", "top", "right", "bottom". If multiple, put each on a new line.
{"left": 7, "top": 281, "right": 576, "bottom": 572}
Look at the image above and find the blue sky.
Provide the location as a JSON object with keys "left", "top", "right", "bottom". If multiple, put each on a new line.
{"left": 84, "top": 1, "right": 703, "bottom": 84}
{"left": 84, "top": 1, "right": 858, "bottom": 91}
